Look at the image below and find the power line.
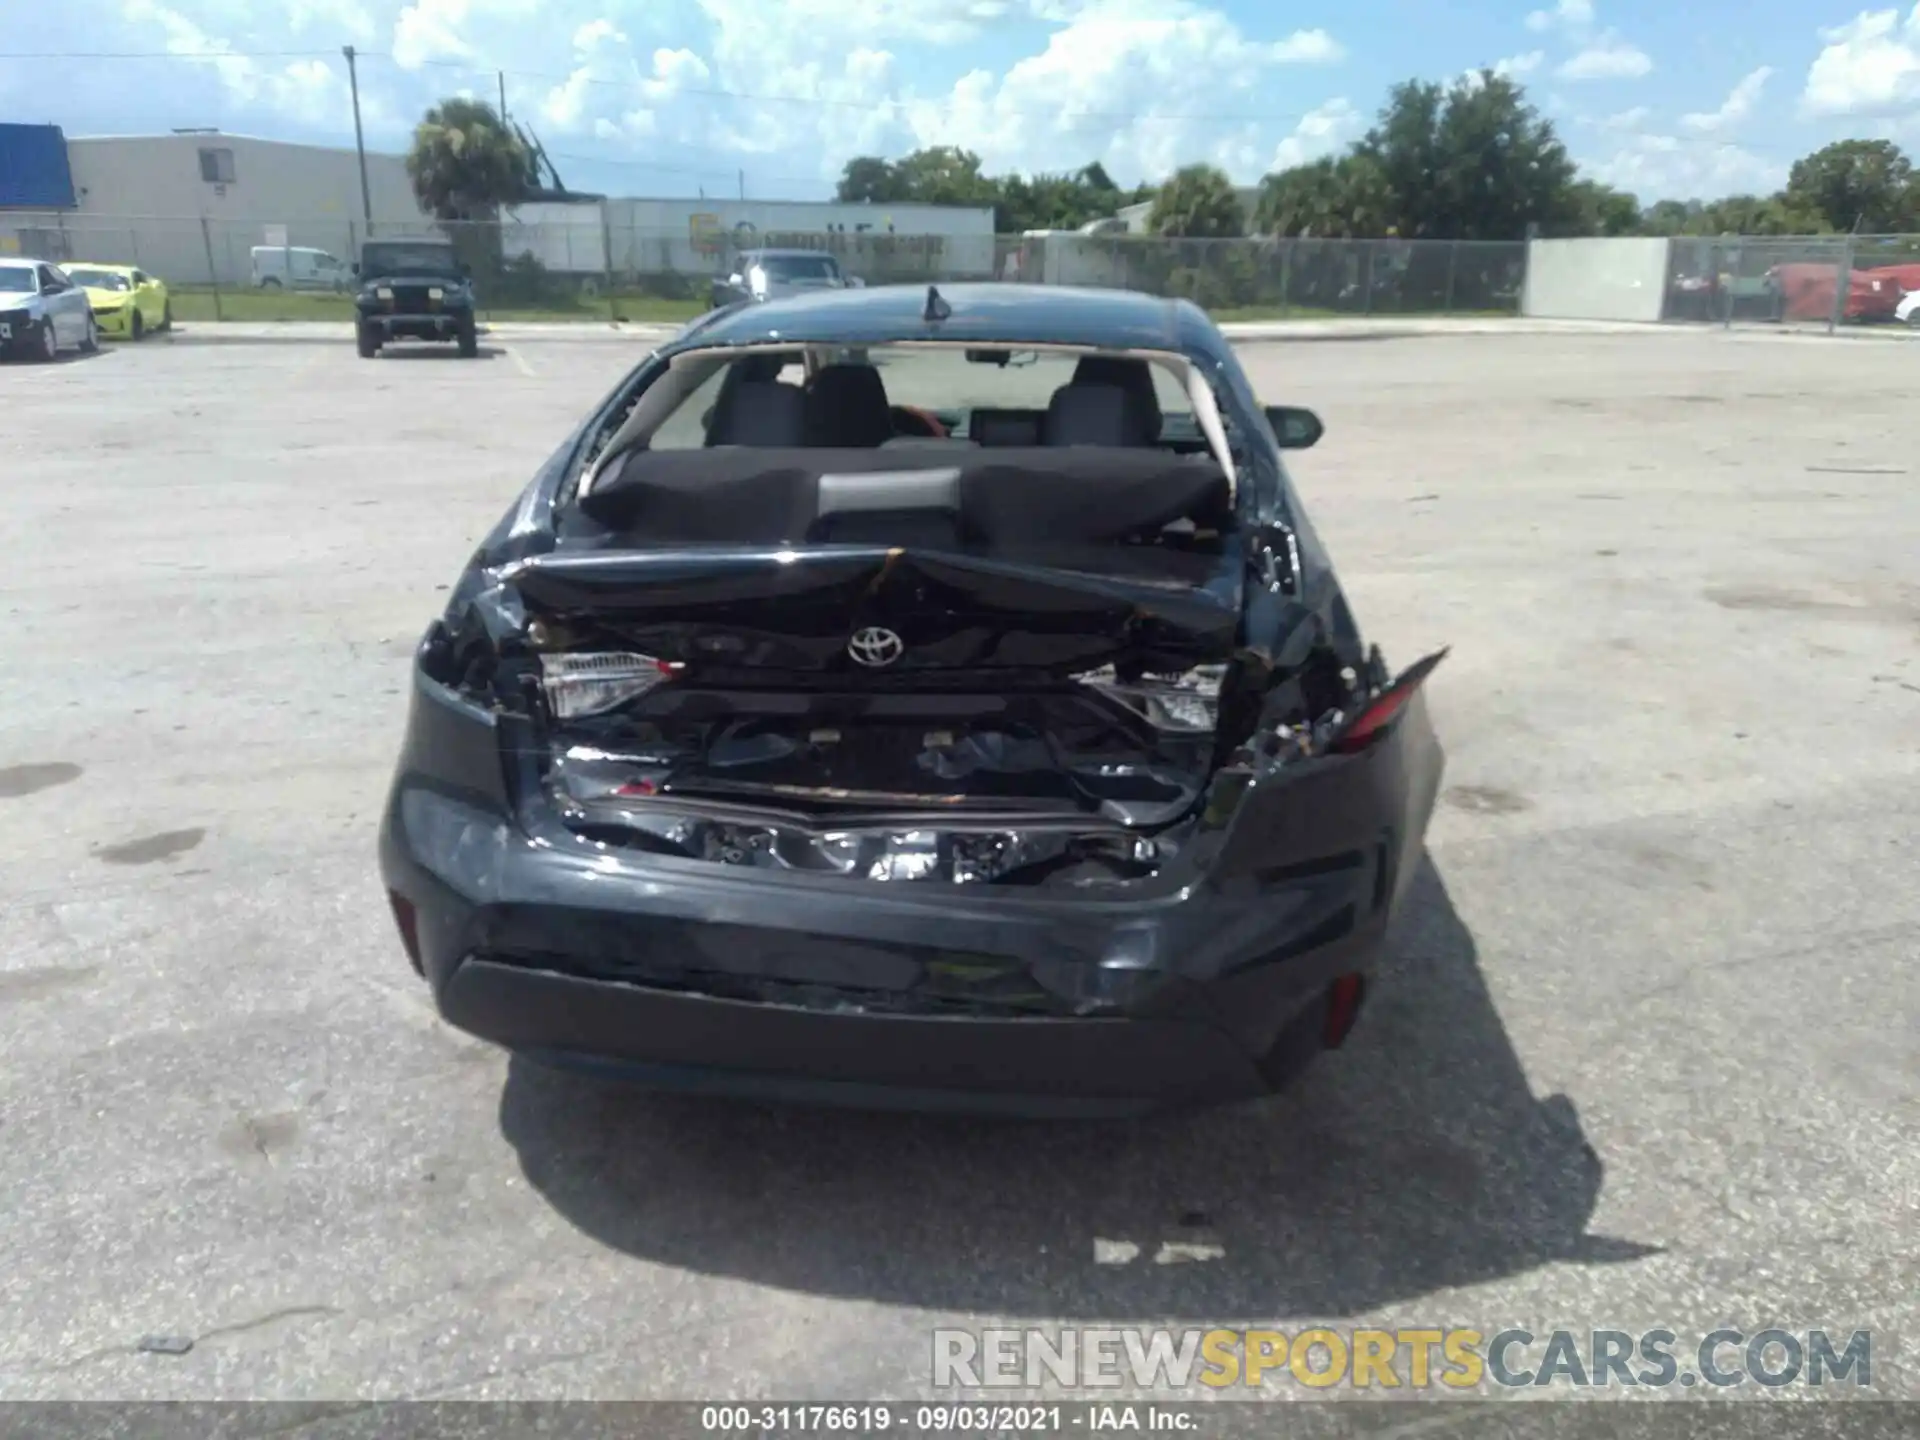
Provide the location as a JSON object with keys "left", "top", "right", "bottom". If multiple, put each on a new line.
{"left": 0, "top": 48, "right": 339, "bottom": 59}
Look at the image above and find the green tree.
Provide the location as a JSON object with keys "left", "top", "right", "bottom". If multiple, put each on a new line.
{"left": 889, "top": 146, "right": 998, "bottom": 207}
{"left": 835, "top": 156, "right": 903, "bottom": 204}
{"left": 1147, "top": 164, "right": 1244, "bottom": 237}
{"left": 1253, "top": 154, "right": 1393, "bottom": 237}
{"left": 1783, "top": 139, "right": 1915, "bottom": 232}
{"left": 1354, "top": 72, "right": 1580, "bottom": 239}
{"left": 405, "top": 97, "right": 529, "bottom": 222}
{"left": 1563, "top": 179, "right": 1641, "bottom": 237}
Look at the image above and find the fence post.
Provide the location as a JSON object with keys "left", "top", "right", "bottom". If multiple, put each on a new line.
{"left": 1443, "top": 241, "right": 1459, "bottom": 314}
{"left": 1278, "top": 240, "right": 1292, "bottom": 318}
{"left": 199, "top": 215, "right": 223, "bottom": 321}
{"left": 1828, "top": 232, "right": 1853, "bottom": 336}
{"left": 602, "top": 202, "right": 618, "bottom": 323}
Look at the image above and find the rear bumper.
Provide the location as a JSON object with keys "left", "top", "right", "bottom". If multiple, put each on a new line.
{"left": 442, "top": 958, "right": 1316, "bottom": 1116}
{"left": 378, "top": 660, "right": 1442, "bottom": 1114}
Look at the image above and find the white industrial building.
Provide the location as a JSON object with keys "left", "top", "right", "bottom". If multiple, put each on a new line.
{"left": 0, "top": 132, "right": 428, "bottom": 283}
{"left": 0, "top": 130, "right": 998, "bottom": 287}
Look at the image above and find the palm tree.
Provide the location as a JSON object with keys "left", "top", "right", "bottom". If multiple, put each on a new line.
{"left": 405, "top": 98, "right": 530, "bottom": 223}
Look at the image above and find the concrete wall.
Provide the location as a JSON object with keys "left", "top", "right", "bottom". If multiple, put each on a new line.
{"left": 1523, "top": 236, "right": 1671, "bottom": 322}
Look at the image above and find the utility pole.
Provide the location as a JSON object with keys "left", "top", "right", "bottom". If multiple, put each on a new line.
{"left": 498, "top": 71, "right": 508, "bottom": 121}
{"left": 342, "top": 45, "right": 374, "bottom": 235}
{"left": 738, "top": 169, "right": 745, "bottom": 201}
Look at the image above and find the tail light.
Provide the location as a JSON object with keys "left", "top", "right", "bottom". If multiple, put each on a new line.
{"left": 1076, "top": 664, "right": 1225, "bottom": 733}
{"left": 1329, "top": 648, "right": 1449, "bottom": 755}
{"left": 387, "top": 890, "right": 423, "bottom": 976}
{"left": 1323, "top": 972, "right": 1366, "bottom": 1046}
{"left": 538, "top": 651, "right": 682, "bottom": 719}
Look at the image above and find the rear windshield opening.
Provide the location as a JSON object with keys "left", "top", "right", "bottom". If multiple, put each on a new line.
{"left": 628, "top": 343, "right": 1215, "bottom": 459}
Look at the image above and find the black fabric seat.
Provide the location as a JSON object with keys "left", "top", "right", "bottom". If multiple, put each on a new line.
{"left": 804, "top": 364, "right": 895, "bottom": 447}
{"left": 1041, "top": 383, "right": 1155, "bottom": 447}
{"left": 706, "top": 381, "right": 805, "bottom": 447}
{"left": 1070, "top": 356, "right": 1164, "bottom": 442}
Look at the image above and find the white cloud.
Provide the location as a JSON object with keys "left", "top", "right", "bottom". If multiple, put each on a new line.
{"left": 1526, "top": 0, "right": 1594, "bottom": 35}
{"left": 1584, "top": 133, "right": 1785, "bottom": 199}
{"left": 391, "top": 0, "right": 476, "bottom": 67}
{"left": 895, "top": 6, "right": 1347, "bottom": 183}
{"left": 75, "top": 1, "right": 1348, "bottom": 194}
{"left": 1802, "top": 7, "right": 1920, "bottom": 115}
{"left": 1681, "top": 66, "right": 1771, "bottom": 132}
{"left": 1558, "top": 34, "right": 1653, "bottom": 80}
{"left": 1495, "top": 51, "right": 1545, "bottom": 76}
{"left": 1601, "top": 105, "right": 1650, "bottom": 130}
{"left": 117, "top": 0, "right": 370, "bottom": 124}
{"left": 1269, "top": 98, "right": 1362, "bottom": 169}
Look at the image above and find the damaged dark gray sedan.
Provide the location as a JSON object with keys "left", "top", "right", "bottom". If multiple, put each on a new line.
{"left": 378, "top": 283, "right": 1446, "bottom": 1116}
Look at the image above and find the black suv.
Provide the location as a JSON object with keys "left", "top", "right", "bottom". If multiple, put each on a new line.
{"left": 353, "top": 240, "right": 478, "bottom": 358}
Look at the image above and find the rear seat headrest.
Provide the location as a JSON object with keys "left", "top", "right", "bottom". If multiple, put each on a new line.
{"left": 805, "top": 364, "right": 895, "bottom": 448}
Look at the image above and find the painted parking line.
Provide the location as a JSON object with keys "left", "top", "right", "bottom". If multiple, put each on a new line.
{"left": 502, "top": 344, "right": 537, "bottom": 378}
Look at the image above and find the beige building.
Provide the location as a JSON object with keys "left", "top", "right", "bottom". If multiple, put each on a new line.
{"left": 0, "top": 131, "right": 431, "bottom": 283}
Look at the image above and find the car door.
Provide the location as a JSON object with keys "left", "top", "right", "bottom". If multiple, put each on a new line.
{"left": 37, "top": 265, "right": 78, "bottom": 344}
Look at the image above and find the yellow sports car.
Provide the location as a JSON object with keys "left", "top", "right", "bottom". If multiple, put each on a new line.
{"left": 65, "top": 263, "right": 171, "bottom": 340}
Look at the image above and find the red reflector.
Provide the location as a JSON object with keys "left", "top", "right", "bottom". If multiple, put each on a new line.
{"left": 1333, "top": 689, "right": 1412, "bottom": 753}
{"left": 1323, "top": 972, "right": 1366, "bottom": 1047}
{"left": 615, "top": 779, "right": 659, "bottom": 797}
{"left": 387, "top": 890, "right": 424, "bottom": 975}
{"left": 1330, "top": 647, "right": 1449, "bottom": 755}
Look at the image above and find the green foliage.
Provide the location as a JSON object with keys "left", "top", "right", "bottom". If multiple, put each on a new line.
{"left": 406, "top": 98, "right": 530, "bottom": 223}
{"left": 1147, "top": 165, "right": 1245, "bottom": 238}
{"left": 1783, "top": 139, "right": 1915, "bottom": 232}
{"left": 832, "top": 96, "right": 1920, "bottom": 246}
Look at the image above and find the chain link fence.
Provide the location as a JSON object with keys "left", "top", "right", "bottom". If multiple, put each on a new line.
{"left": 0, "top": 211, "right": 1529, "bottom": 324}
{"left": 1661, "top": 233, "right": 1920, "bottom": 330}
{"left": 14, "top": 210, "right": 1917, "bottom": 332}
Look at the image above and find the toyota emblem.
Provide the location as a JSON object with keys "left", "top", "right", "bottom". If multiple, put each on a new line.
{"left": 848, "top": 626, "right": 905, "bottom": 668}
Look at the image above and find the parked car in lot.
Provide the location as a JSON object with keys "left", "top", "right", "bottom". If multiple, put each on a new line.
{"left": 378, "top": 282, "right": 1447, "bottom": 1116}
{"left": 64, "top": 263, "right": 171, "bottom": 340}
{"left": 353, "top": 238, "right": 478, "bottom": 358}
{"left": 710, "top": 248, "right": 861, "bottom": 309}
{"left": 251, "top": 244, "right": 353, "bottom": 291}
{"left": 0, "top": 258, "right": 98, "bottom": 360}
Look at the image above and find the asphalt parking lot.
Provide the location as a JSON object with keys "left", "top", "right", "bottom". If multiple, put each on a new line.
{"left": 1, "top": 328, "right": 1915, "bottom": 1404}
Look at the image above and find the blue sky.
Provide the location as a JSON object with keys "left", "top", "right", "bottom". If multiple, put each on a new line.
{"left": 4, "top": 1, "right": 1919, "bottom": 203}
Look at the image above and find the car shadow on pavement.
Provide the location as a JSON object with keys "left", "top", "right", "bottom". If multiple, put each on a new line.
{"left": 497, "top": 857, "right": 1658, "bottom": 1318}
{"left": 371, "top": 346, "right": 505, "bottom": 361}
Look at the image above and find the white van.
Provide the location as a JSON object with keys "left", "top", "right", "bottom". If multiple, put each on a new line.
{"left": 250, "top": 245, "right": 353, "bottom": 291}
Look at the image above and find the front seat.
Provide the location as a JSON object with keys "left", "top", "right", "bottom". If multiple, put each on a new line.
{"left": 804, "top": 364, "right": 895, "bottom": 447}
{"left": 1070, "top": 356, "right": 1162, "bottom": 442}
{"left": 1041, "top": 382, "right": 1152, "bottom": 446}
{"left": 706, "top": 381, "right": 806, "bottom": 446}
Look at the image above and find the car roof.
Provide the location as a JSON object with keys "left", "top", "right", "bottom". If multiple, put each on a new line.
{"left": 68, "top": 262, "right": 136, "bottom": 273}
{"left": 668, "top": 282, "right": 1216, "bottom": 354}
{"left": 746, "top": 248, "right": 837, "bottom": 260}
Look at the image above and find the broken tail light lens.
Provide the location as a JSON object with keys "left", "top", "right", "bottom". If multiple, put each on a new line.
{"left": 1075, "top": 664, "right": 1225, "bottom": 733}
{"left": 538, "top": 652, "right": 681, "bottom": 719}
